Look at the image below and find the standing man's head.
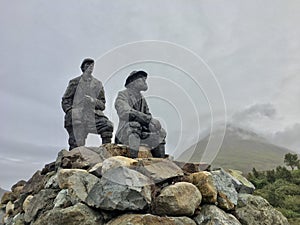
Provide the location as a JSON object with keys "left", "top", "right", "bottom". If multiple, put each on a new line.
{"left": 125, "top": 70, "right": 148, "bottom": 92}
{"left": 80, "top": 58, "right": 94, "bottom": 74}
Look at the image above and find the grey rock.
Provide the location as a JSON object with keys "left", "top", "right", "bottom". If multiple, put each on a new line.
{"left": 14, "top": 193, "right": 28, "bottom": 215}
{"left": 11, "top": 180, "right": 26, "bottom": 194}
{"left": 194, "top": 205, "right": 241, "bottom": 225}
{"left": 57, "top": 169, "right": 100, "bottom": 204}
{"left": 106, "top": 213, "right": 196, "bottom": 225}
{"left": 173, "top": 161, "right": 210, "bottom": 173}
{"left": 44, "top": 173, "right": 59, "bottom": 189}
{"left": 55, "top": 149, "right": 68, "bottom": 169}
{"left": 24, "top": 189, "right": 58, "bottom": 223}
{"left": 8, "top": 213, "right": 25, "bottom": 225}
{"left": 21, "top": 171, "right": 45, "bottom": 195}
{"left": 90, "top": 144, "right": 130, "bottom": 159}
{"left": 12, "top": 193, "right": 28, "bottom": 217}
{"left": 23, "top": 195, "right": 33, "bottom": 214}
{"left": 227, "top": 169, "right": 255, "bottom": 194}
{"left": 41, "top": 162, "right": 56, "bottom": 175}
{"left": 32, "top": 203, "right": 104, "bottom": 225}
{"left": 153, "top": 182, "right": 202, "bottom": 216}
{"left": 53, "top": 189, "right": 72, "bottom": 208}
{"left": 1, "top": 192, "right": 15, "bottom": 205}
{"left": 88, "top": 162, "right": 103, "bottom": 178}
{"left": 86, "top": 166, "right": 152, "bottom": 211}
{"left": 236, "top": 194, "right": 289, "bottom": 225}
{"left": 0, "top": 207, "right": 4, "bottom": 225}
{"left": 57, "top": 147, "right": 104, "bottom": 169}
{"left": 101, "top": 165, "right": 154, "bottom": 187}
{"left": 2, "top": 215, "right": 12, "bottom": 225}
{"left": 5, "top": 201, "right": 14, "bottom": 215}
{"left": 136, "top": 158, "right": 184, "bottom": 183}
{"left": 101, "top": 156, "right": 137, "bottom": 174}
{"left": 211, "top": 168, "right": 238, "bottom": 210}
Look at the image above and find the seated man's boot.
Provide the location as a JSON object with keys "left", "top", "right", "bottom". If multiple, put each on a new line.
{"left": 101, "top": 131, "right": 113, "bottom": 144}
{"left": 129, "top": 148, "right": 139, "bottom": 158}
{"left": 102, "top": 137, "right": 111, "bottom": 144}
{"left": 151, "top": 143, "right": 165, "bottom": 158}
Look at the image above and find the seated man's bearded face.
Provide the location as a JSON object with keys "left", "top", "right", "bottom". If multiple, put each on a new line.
{"left": 131, "top": 77, "right": 148, "bottom": 92}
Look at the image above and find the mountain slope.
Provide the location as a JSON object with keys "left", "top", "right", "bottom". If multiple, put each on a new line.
{"left": 178, "top": 124, "right": 295, "bottom": 174}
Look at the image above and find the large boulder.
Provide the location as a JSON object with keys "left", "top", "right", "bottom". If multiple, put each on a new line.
{"left": 153, "top": 182, "right": 202, "bottom": 216}
{"left": 194, "top": 205, "right": 241, "bottom": 225}
{"left": 57, "top": 169, "right": 100, "bottom": 204}
{"left": 106, "top": 213, "right": 196, "bottom": 225}
{"left": 188, "top": 171, "right": 217, "bottom": 204}
{"left": 86, "top": 166, "right": 152, "bottom": 211}
{"left": 32, "top": 203, "right": 104, "bottom": 225}
{"left": 235, "top": 194, "right": 289, "bottom": 225}
{"left": 211, "top": 169, "right": 238, "bottom": 210}
{"left": 136, "top": 158, "right": 184, "bottom": 183}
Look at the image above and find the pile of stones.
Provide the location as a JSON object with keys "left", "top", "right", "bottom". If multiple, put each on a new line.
{"left": 0, "top": 144, "right": 289, "bottom": 225}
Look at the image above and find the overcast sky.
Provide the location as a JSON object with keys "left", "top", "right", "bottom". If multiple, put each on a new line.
{"left": 1, "top": 0, "right": 300, "bottom": 190}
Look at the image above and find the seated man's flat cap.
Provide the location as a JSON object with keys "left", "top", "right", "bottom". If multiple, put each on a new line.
{"left": 125, "top": 70, "right": 148, "bottom": 87}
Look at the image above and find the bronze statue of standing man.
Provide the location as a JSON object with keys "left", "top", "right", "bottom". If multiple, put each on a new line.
{"left": 62, "top": 58, "right": 113, "bottom": 150}
{"left": 115, "top": 70, "right": 166, "bottom": 158}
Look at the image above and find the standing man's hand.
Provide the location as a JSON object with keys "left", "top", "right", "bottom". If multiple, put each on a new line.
{"left": 84, "top": 95, "right": 95, "bottom": 104}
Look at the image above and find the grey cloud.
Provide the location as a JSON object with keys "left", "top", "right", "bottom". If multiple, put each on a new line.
{"left": 271, "top": 123, "right": 300, "bottom": 153}
{"left": 231, "top": 103, "right": 277, "bottom": 124}
{"left": 230, "top": 103, "right": 300, "bottom": 154}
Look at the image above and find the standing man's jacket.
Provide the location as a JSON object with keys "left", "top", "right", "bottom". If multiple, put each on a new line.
{"left": 62, "top": 75, "right": 106, "bottom": 127}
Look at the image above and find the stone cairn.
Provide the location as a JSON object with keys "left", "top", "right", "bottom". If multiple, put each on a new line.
{"left": 0, "top": 144, "right": 289, "bottom": 225}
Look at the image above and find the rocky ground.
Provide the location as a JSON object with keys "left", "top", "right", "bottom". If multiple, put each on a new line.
{"left": 0, "top": 144, "right": 289, "bottom": 225}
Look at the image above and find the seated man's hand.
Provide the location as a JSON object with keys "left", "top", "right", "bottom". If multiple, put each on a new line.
{"left": 129, "top": 110, "right": 152, "bottom": 126}
{"left": 149, "top": 118, "right": 161, "bottom": 132}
